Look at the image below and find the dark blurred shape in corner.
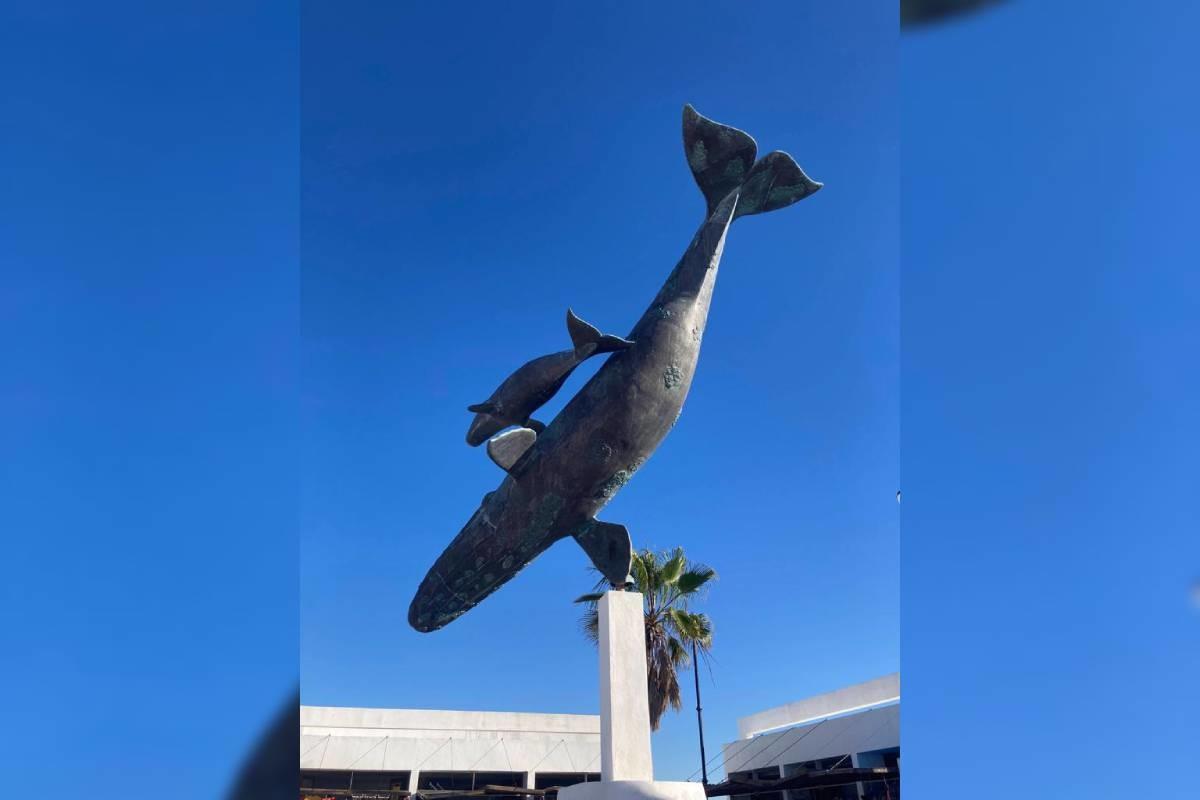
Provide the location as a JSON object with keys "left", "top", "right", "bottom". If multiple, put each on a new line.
{"left": 902, "top": 0, "right": 1004, "bottom": 26}
{"left": 225, "top": 690, "right": 299, "bottom": 800}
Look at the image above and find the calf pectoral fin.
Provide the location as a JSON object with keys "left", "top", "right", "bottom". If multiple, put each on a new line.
{"left": 468, "top": 401, "right": 499, "bottom": 415}
{"left": 573, "top": 520, "right": 634, "bottom": 587}
{"left": 486, "top": 427, "right": 537, "bottom": 472}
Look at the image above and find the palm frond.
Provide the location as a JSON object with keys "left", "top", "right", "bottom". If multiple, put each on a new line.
{"left": 659, "top": 548, "right": 686, "bottom": 587}
{"left": 665, "top": 608, "right": 713, "bottom": 650}
{"left": 631, "top": 551, "right": 651, "bottom": 595}
{"left": 675, "top": 565, "right": 716, "bottom": 596}
{"left": 645, "top": 621, "right": 682, "bottom": 730}
{"left": 666, "top": 634, "right": 691, "bottom": 668}
{"left": 580, "top": 608, "right": 599, "bottom": 644}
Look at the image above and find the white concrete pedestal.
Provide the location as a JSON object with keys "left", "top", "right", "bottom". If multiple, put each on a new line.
{"left": 558, "top": 780, "right": 706, "bottom": 800}
{"left": 559, "top": 592, "right": 705, "bottom": 800}
{"left": 597, "top": 590, "right": 654, "bottom": 782}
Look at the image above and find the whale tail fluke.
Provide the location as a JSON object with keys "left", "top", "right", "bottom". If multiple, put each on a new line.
{"left": 684, "top": 104, "right": 758, "bottom": 214}
{"left": 683, "top": 105, "right": 822, "bottom": 218}
{"left": 733, "top": 150, "right": 823, "bottom": 219}
{"left": 566, "top": 308, "right": 634, "bottom": 359}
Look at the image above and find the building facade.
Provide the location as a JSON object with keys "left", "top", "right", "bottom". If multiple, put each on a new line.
{"left": 720, "top": 674, "right": 899, "bottom": 800}
{"left": 300, "top": 706, "right": 601, "bottom": 799}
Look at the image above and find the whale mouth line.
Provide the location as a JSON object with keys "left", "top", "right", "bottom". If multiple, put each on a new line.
{"left": 466, "top": 413, "right": 507, "bottom": 447}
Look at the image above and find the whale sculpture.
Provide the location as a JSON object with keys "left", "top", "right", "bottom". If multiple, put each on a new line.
{"left": 466, "top": 309, "right": 633, "bottom": 447}
{"left": 409, "top": 105, "right": 822, "bottom": 632}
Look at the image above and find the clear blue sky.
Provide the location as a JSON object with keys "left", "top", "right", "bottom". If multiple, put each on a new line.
{"left": 301, "top": 1, "right": 897, "bottom": 783}
{"left": 902, "top": 3, "right": 1199, "bottom": 797}
{"left": 2, "top": 2, "right": 298, "bottom": 798}
{"left": 5, "top": 3, "right": 1197, "bottom": 800}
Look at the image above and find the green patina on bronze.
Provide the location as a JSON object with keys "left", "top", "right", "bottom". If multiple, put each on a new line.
{"left": 596, "top": 469, "right": 632, "bottom": 499}
{"left": 664, "top": 363, "right": 685, "bottom": 389}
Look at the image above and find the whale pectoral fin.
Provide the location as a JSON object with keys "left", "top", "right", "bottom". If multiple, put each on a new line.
{"left": 733, "top": 151, "right": 823, "bottom": 219}
{"left": 468, "top": 402, "right": 499, "bottom": 415}
{"left": 525, "top": 418, "right": 546, "bottom": 434}
{"left": 683, "top": 105, "right": 758, "bottom": 213}
{"left": 486, "top": 427, "right": 537, "bottom": 472}
{"left": 573, "top": 520, "right": 634, "bottom": 588}
{"left": 566, "top": 308, "right": 634, "bottom": 358}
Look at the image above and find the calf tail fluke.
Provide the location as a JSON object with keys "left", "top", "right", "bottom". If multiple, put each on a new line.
{"left": 566, "top": 308, "right": 634, "bottom": 358}
{"left": 682, "top": 104, "right": 822, "bottom": 218}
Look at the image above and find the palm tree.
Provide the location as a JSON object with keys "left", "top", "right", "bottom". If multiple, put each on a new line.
{"left": 575, "top": 547, "right": 715, "bottom": 730}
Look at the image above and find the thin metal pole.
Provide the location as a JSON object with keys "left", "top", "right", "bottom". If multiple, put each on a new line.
{"left": 692, "top": 639, "right": 709, "bottom": 785}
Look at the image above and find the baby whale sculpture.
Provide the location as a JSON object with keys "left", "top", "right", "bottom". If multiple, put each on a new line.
{"left": 466, "top": 309, "right": 633, "bottom": 447}
{"left": 410, "top": 105, "right": 822, "bottom": 632}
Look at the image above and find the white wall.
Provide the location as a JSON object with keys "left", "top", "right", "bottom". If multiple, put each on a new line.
{"left": 736, "top": 674, "right": 900, "bottom": 739}
{"left": 720, "top": 675, "right": 900, "bottom": 777}
{"left": 722, "top": 704, "right": 899, "bottom": 775}
{"left": 301, "top": 706, "right": 602, "bottom": 777}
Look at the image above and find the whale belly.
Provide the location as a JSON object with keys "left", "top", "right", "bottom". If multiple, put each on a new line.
{"left": 407, "top": 478, "right": 575, "bottom": 632}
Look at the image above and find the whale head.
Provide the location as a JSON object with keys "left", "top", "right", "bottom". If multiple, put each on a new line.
{"left": 466, "top": 411, "right": 509, "bottom": 447}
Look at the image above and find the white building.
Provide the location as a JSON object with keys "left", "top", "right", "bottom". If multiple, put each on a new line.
{"left": 720, "top": 674, "right": 899, "bottom": 800}
{"left": 300, "top": 706, "right": 601, "bottom": 797}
